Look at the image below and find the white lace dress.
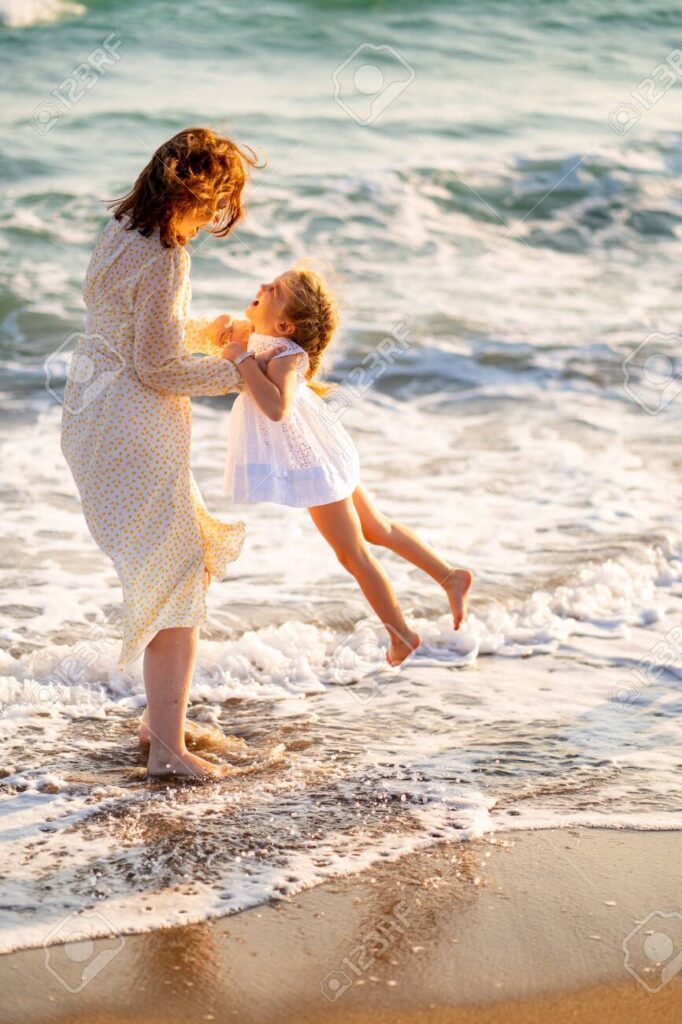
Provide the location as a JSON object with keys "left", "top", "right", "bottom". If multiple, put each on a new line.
{"left": 224, "top": 334, "right": 360, "bottom": 508}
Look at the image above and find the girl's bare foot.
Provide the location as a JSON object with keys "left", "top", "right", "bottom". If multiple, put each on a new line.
{"left": 387, "top": 628, "right": 421, "bottom": 667}
{"left": 146, "top": 748, "right": 234, "bottom": 781}
{"left": 443, "top": 568, "right": 474, "bottom": 630}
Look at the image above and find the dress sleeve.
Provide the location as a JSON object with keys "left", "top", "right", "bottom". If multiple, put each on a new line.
{"left": 270, "top": 341, "right": 309, "bottom": 374}
{"left": 184, "top": 317, "right": 221, "bottom": 355}
{"left": 133, "top": 246, "right": 240, "bottom": 396}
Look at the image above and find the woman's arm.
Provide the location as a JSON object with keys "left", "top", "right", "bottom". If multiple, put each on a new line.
{"left": 133, "top": 248, "right": 241, "bottom": 397}
{"left": 184, "top": 315, "right": 231, "bottom": 355}
{"left": 235, "top": 353, "right": 300, "bottom": 422}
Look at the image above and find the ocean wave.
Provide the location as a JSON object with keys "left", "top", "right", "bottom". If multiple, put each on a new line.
{"left": 3, "top": 137, "right": 680, "bottom": 381}
{"left": 409, "top": 143, "right": 682, "bottom": 249}
{"left": 3, "top": 527, "right": 680, "bottom": 706}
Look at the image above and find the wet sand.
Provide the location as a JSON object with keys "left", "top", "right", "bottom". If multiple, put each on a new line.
{"left": 1, "top": 828, "right": 681, "bottom": 1023}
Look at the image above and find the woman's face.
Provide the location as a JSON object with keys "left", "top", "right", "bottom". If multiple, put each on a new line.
{"left": 177, "top": 195, "right": 230, "bottom": 240}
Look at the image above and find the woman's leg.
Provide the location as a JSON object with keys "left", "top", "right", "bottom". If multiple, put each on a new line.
{"left": 142, "top": 625, "right": 229, "bottom": 779}
{"left": 352, "top": 485, "right": 473, "bottom": 629}
{"left": 309, "top": 497, "right": 420, "bottom": 665}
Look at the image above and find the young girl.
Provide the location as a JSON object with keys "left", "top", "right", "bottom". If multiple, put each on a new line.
{"left": 220, "top": 268, "right": 473, "bottom": 666}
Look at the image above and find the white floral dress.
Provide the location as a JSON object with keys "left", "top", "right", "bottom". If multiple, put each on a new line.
{"left": 224, "top": 334, "right": 360, "bottom": 508}
{"left": 61, "top": 217, "right": 245, "bottom": 667}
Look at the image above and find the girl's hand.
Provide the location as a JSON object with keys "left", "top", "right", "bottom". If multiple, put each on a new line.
{"left": 207, "top": 314, "right": 232, "bottom": 345}
{"left": 256, "top": 345, "right": 286, "bottom": 372}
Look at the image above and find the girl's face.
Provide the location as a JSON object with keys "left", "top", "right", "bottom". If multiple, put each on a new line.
{"left": 245, "top": 272, "right": 295, "bottom": 336}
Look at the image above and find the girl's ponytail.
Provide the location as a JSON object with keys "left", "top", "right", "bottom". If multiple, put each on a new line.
{"left": 281, "top": 266, "right": 339, "bottom": 396}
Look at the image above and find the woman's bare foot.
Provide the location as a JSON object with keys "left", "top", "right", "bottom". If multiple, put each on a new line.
{"left": 443, "top": 568, "right": 474, "bottom": 630}
{"left": 146, "top": 748, "right": 234, "bottom": 781}
{"left": 138, "top": 716, "right": 248, "bottom": 756}
{"left": 138, "top": 713, "right": 151, "bottom": 748}
{"left": 387, "top": 628, "right": 421, "bottom": 667}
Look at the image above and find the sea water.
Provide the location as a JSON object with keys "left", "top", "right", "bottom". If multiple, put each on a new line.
{"left": 1, "top": 0, "right": 681, "bottom": 951}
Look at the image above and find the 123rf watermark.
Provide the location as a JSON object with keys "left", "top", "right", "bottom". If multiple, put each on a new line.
{"left": 30, "top": 32, "right": 122, "bottom": 136}
{"left": 608, "top": 49, "right": 682, "bottom": 134}
{"left": 332, "top": 44, "right": 415, "bottom": 126}
{"left": 44, "top": 910, "right": 124, "bottom": 994}
{"left": 44, "top": 332, "right": 125, "bottom": 414}
{"left": 0, "top": 610, "right": 123, "bottom": 718}
{"left": 609, "top": 621, "right": 681, "bottom": 712}
{"left": 320, "top": 899, "right": 411, "bottom": 1002}
{"left": 320, "top": 316, "right": 414, "bottom": 426}
{"left": 327, "top": 620, "right": 419, "bottom": 703}
{"left": 623, "top": 911, "right": 682, "bottom": 994}
{"left": 622, "top": 332, "right": 681, "bottom": 415}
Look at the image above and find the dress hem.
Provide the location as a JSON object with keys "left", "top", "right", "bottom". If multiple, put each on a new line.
{"left": 227, "top": 480, "right": 360, "bottom": 511}
{"left": 116, "top": 600, "right": 208, "bottom": 669}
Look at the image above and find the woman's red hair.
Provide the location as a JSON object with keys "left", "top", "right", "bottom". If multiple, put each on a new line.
{"left": 109, "top": 127, "right": 260, "bottom": 247}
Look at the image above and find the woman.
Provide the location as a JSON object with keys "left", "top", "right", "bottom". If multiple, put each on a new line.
{"left": 62, "top": 127, "right": 257, "bottom": 780}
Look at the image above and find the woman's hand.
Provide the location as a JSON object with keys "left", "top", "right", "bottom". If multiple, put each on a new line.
{"left": 207, "top": 314, "right": 232, "bottom": 345}
{"left": 219, "top": 320, "right": 254, "bottom": 364}
{"left": 219, "top": 319, "right": 253, "bottom": 348}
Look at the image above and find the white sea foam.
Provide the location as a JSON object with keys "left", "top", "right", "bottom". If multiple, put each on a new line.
{"left": 1, "top": 349, "right": 681, "bottom": 957}
{"left": 0, "top": 0, "right": 84, "bottom": 27}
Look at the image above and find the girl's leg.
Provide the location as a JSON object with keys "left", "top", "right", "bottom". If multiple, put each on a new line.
{"left": 352, "top": 485, "right": 473, "bottom": 629}
{"left": 309, "top": 497, "right": 421, "bottom": 666}
{"left": 142, "top": 625, "right": 230, "bottom": 779}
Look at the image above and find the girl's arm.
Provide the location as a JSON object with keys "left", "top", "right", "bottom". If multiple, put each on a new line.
{"left": 235, "top": 354, "right": 301, "bottom": 422}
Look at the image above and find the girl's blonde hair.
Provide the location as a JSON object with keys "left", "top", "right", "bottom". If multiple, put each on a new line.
{"left": 281, "top": 266, "right": 339, "bottom": 397}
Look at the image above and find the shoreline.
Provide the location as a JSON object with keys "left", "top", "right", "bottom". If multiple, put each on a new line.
{"left": 1, "top": 827, "right": 681, "bottom": 1022}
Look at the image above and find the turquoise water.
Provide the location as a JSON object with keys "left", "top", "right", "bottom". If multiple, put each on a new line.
{"left": 1, "top": 0, "right": 682, "bottom": 953}
{"left": 2, "top": 0, "right": 681, "bottom": 382}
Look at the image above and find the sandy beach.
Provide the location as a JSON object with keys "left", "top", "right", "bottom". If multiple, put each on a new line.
{"left": 1, "top": 827, "right": 680, "bottom": 1023}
